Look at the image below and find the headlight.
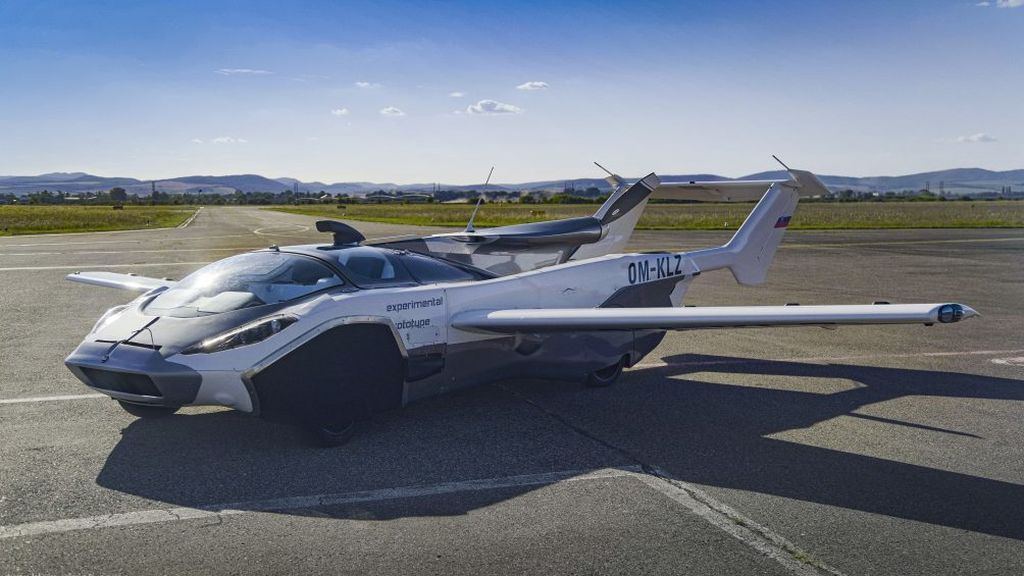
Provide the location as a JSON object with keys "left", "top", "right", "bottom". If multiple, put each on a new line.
{"left": 181, "top": 315, "right": 298, "bottom": 355}
{"left": 90, "top": 305, "right": 129, "bottom": 335}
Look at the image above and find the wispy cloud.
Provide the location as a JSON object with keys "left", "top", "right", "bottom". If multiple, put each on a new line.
{"left": 448, "top": 91, "right": 466, "bottom": 98}
{"left": 955, "top": 133, "right": 998, "bottom": 143}
{"left": 190, "top": 138, "right": 204, "bottom": 144}
{"left": 516, "top": 81, "right": 549, "bottom": 91}
{"left": 216, "top": 68, "right": 272, "bottom": 76}
{"left": 380, "top": 106, "right": 405, "bottom": 116}
{"left": 466, "top": 99, "right": 522, "bottom": 115}
{"left": 210, "top": 136, "right": 249, "bottom": 144}
{"left": 355, "top": 81, "right": 380, "bottom": 88}
{"left": 330, "top": 108, "right": 350, "bottom": 116}
{"left": 997, "top": 0, "right": 1022, "bottom": 6}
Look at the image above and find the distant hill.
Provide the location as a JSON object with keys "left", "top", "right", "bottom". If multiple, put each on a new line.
{"left": 1, "top": 167, "right": 1022, "bottom": 197}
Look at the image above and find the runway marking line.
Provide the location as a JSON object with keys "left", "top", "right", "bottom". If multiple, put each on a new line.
{"left": 177, "top": 206, "right": 202, "bottom": 228}
{"left": 0, "top": 247, "right": 243, "bottom": 257}
{"left": 0, "top": 468, "right": 638, "bottom": 540}
{"left": 0, "top": 393, "right": 105, "bottom": 405}
{"left": 0, "top": 465, "right": 842, "bottom": 575}
{"left": 0, "top": 234, "right": 253, "bottom": 248}
{"left": 0, "top": 261, "right": 212, "bottom": 272}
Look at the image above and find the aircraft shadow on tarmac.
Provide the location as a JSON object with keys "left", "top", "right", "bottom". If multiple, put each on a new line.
{"left": 96, "top": 354, "right": 1024, "bottom": 539}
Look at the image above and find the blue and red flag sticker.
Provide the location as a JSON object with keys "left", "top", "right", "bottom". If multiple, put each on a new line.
{"left": 774, "top": 215, "right": 792, "bottom": 229}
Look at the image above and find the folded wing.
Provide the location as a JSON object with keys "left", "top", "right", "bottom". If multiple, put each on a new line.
{"left": 452, "top": 303, "right": 977, "bottom": 333}
{"left": 66, "top": 271, "right": 175, "bottom": 292}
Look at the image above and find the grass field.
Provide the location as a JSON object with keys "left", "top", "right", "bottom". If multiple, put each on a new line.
{"left": 271, "top": 200, "right": 1024, "bottom": 230}
{"left": 0, "top": 205, "right": 197, "bottom": 236}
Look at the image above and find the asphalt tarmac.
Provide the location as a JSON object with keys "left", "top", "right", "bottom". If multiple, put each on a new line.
{"left": 1, "top": 206, "right": 1022, "bottom": 576}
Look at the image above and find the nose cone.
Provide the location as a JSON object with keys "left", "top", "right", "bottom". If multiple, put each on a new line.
{"left": 959, "top": 304, "right": 979, "bottom": 320}
{"left": 937, "top": 303, "right": 979, "bottom": 324}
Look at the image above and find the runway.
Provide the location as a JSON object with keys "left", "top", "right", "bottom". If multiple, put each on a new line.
{"left": 2, "top": 206, "right": 1022, "bottom": 575}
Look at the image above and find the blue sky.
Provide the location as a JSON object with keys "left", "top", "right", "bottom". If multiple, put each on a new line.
{"left": 0, "top": 0, "right": 1020, "bottom": 183}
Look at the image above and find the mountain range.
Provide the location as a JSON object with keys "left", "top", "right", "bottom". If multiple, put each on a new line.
{"left": 1, "top": 168, "right": 1022, "bottom": 197}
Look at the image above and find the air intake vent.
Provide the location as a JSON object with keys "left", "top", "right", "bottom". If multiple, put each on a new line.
{"left": 80, "top": 368, "right": 161, "bottom": 397}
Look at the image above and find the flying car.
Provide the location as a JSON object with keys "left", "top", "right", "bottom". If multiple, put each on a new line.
{"left": 64, "top": 162, "right": 978, "bottom": 445}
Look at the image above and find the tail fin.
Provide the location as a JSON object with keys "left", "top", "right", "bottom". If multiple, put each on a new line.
{"left": 571, "top": 173, "right": 660, "bottom": 260}
{"left": 690, "top": 169, "right": 826, "bottom": 285}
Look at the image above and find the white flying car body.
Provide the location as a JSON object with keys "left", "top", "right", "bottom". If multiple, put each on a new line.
{"left": 64, "top": 164, "right": 977, "bottom": 444}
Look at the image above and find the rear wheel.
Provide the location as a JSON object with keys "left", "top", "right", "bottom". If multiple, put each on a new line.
{"left": 117, "top": 400, "right": 179, "bottom": 418}
{"left": 585, "top": 356, "right": 626, "bottom": 388}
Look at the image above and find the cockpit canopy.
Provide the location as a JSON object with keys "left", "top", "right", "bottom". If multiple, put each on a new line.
{"left": 143, "top": 246, "right": 484, "bottom": 317}
{"left": 327, "top": 246, "right": 479, "bottom": 287}
{"left": 146, "top": 252, "right": 343, "bottom": 317}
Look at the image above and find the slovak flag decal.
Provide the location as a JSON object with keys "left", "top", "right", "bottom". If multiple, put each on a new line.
{"left": 774, "top": 215, "right": 792, "bottom": 228}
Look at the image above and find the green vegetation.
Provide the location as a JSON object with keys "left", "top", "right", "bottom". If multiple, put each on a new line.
{"left": 0, "top": 205, "right": 197, "bottom": 236}
{"left": 270, "top": 200, "right": 1024, "bottom": 230}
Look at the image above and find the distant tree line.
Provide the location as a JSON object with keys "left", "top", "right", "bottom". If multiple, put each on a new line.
{"left": 1, "top": 185, "right": 1017, "bottom": 207}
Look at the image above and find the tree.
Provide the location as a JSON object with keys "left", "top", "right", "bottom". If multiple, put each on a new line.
{"left": 109, "top": 187, "right": 128, "bottom": 203}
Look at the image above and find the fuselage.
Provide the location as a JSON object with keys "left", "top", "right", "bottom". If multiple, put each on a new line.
{"left": 65, "top": 243, "right": 700, "bottom": 423}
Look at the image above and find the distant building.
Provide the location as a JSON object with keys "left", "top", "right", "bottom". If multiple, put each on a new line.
{"left": 364, "top": 191, "right": 432, "bottom": 203}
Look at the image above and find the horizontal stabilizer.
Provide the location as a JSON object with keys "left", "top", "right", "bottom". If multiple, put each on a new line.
{"left": 66, "top": 271, "right": 175, "bottom": 292}
{"left": 452, "top": 303, "right": 977, "bottom": 333}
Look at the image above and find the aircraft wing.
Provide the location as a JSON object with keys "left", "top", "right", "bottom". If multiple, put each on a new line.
{"left": 651, "top": 179, "right": 787, "bottom": 202}
{"left": 66, "top": 271, "right": 176, "bottom": 292}
{"left": 653, "top": 169, "right": 830, "bottom": 202}
{"left": 452, "top": 303, "right": 977, "bottom": 333}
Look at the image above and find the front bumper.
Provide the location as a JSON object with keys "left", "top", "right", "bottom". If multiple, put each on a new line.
{"left": 65, "top": 341, "right": 203, "bottom": 407}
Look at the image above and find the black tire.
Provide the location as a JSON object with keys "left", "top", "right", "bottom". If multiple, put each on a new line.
{"left": 585, "top": 356, "right": 626, "bottom": 388}
{"left": 305, "top": 419, "right": 361, "bottom": 447}
{"left": 117, "top": 400, "right": 179, "bottom": 418}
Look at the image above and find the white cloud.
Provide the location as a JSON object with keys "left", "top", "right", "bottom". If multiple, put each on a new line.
{"left": 449, "top": 91, "right": 466, "bottom": 98}
{"left": 380, "top": 106, "right": 405, "bottom": 116}
{"left": 976, "top": 1, "right": 990, "bottom": 5}
{"left": 466, "top": 99, "right": 522, "bottom": 115}
{"left": 216, "top": 68, "right": 272, "bottom": 76}
{"left": 355, "top": 81, "right": 380, "bottom": 88}
{"left": 190, "top": 138, "right": 204, "bottom": 144}
{"left": 210, "top": 136, "right": 248, "bottom": 144}
{"left": 330, "top": 108, "right": 350, "bottom": 116}
{"left": 956, "top": 133, "right": 998, "bottom": 143}
{"left": 516, "top": 81, "right": 549, "bottom": 91}
{"left": 997, "top": 0, "right": 1023, "bottom": 7}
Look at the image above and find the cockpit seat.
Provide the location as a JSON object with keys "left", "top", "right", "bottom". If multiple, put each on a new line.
{"left": 345, "top": 255, "right": 388, "bottom": 279}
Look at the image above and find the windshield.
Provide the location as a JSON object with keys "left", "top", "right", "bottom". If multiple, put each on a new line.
{"left": 145, "top": 252, "right": 343, "bottom": 317}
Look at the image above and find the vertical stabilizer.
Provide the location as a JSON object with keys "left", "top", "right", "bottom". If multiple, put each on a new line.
{"left": 689, "top": 183, "right": 800, "bottom": 285}
{"left": 572, "top": 173, "right": 660, "bottom": 260}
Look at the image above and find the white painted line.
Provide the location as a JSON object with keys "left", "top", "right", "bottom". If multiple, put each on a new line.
{"left": 0, "top": 247, "right": 244, "bottom": 257}
{"left": 632, "top": 348, "right": 1024, "bottom": 370}
{"left": 253, "top": 224, "right": 311, "bottom": 237}
{"left": 0, "top": 393, "right": 106, "bottom": 405}
{"left": 177, "top": 206, "right": 202, "bottom": 228}
{"left": 635, "top": 469, "right": 845, "bottom": 576}
{"left": 0, "top": 234, "right": 251, "bottom": 248}
{"left": 0, "top": 467, "right": 640, "bottom": 540}
{"left": 0, "top": 261, "right": 211, "bottom": 272}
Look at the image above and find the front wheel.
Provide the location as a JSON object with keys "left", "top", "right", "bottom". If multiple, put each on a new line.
{"left": 305, "top": 420, "right": 361, "bottom": 447}
{"left": 585, "top": 357, "right": 626, "bottom": 388}
{"left": 117, "top": 400, "right": 179, "bottom": 418}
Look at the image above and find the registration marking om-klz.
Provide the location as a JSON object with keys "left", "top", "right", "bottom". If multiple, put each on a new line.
{"left": 628, "top": 255, "right": 684, "bottom": 285}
